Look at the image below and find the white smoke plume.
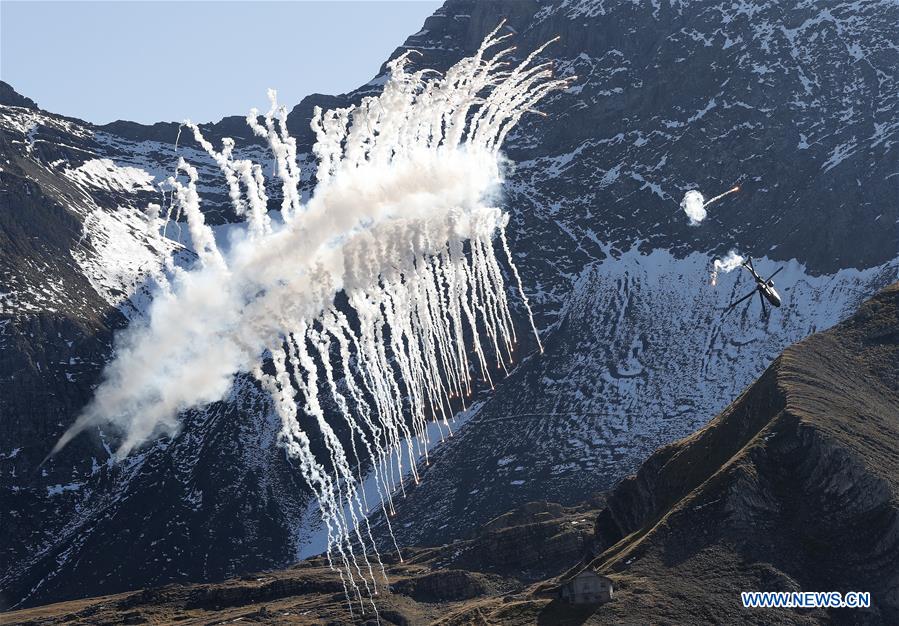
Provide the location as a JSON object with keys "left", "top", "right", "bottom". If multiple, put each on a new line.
{"left": 681, "top": 185, "right": 739, "bottom": 225}
{"left": 53, "top": 24, "right": 571, "bottom": 614}
{"left": 710, "top": 250, "right": 745, "bottom": 286}
{"left": 681, "top": 189, "right": 707, "bottom": 225}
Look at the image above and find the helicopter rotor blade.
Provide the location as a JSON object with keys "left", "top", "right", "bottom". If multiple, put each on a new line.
{"left": 765, "top": 266, "right": 784, "bottom": 282}
{"left": 726, "top": 289, "right": 757, "bottom": 313}
{"left": 759, "top": 291, "right": 768, "bottom": 318}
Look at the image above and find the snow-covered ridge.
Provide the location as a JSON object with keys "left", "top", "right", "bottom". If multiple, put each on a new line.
{"left": 0, "top": 106, "right": 90, "bottom": 142}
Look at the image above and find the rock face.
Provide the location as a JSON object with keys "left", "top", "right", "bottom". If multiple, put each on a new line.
{"left": 2, "top": 0, "right": 899, "bottom": 610}
{"left": 440, "top": 500, "right": 598, "bottom": 581}
{"left": 0, "top": 82, "right": 38, "bottom": 109}
{"left": 392, "top": 570, "right": 488, "bottom": 602}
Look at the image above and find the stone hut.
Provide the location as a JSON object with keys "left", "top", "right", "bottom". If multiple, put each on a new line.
{"left": 560, "top": 568, "right": 613, "bottom": 605}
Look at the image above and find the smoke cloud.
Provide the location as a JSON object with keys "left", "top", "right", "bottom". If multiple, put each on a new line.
{"left": 710, "top": 250, "right": 745, "bottom": 286}
{"left": 681, "top": 189, "right": 707, "bottom": 225}
{"left": 681, "top": 185, "right": 739, "bottom": 225}
{"left": 53, "top": 25, "right": 571, "bottom": 613}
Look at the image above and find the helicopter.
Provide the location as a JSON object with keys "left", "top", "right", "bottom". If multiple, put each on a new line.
{"left": 725, "top": 256, "right": 783, "bottom": 317}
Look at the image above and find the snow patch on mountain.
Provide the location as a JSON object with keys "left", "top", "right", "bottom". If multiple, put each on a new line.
{"left": 70, "top": 206, "right": 181, "bottom": 316}
{"left": 63, "top": 158, "right": 155, "bottom": 194}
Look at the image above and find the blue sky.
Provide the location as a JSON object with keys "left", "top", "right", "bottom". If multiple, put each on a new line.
{"left": 0, "top": 1, "right": 442, "bottom": 124}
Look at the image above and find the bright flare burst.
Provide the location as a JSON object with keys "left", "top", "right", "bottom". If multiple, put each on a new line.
{"left": 53, "top": 24, "right": 571, "bottom": 616}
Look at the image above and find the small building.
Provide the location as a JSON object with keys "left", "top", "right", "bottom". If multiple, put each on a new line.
{"left": 560, "top": 569, "right": 613, "bottom": 605}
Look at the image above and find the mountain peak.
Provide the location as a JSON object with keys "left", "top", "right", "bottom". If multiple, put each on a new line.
{"left": 0, "top": 81, "right": 38, "bottom": 110}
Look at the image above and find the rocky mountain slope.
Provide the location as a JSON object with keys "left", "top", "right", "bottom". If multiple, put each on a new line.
{"left": 2, "top": 0, "right": 897, "bottom": 610}
{"left": 5, "top": 280, "right": 897, "bottom": 625}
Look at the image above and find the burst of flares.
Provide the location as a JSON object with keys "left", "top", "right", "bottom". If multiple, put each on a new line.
{"left": 52, "top": 23, "right": 570, "bottom": 617}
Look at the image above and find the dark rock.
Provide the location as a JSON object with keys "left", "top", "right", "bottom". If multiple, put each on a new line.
{"left": 393, "top": 569, "right": 487, "bottom": 602}
{"left": 0, "top": 81, "right": 38, "bottom": 109}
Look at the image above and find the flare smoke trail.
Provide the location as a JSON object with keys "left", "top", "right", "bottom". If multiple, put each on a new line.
{"left": 680, "top": 185, "right": 739, "bottom": 225}
{"left": 53, "top": 25, "right": 572, "bottom": 613}
{"left": 704, "top": 185, "right": 740, "bottom": 209}
{"left": 710, "top": 250, "right": 745, "bottom": 286}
